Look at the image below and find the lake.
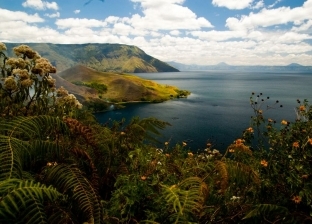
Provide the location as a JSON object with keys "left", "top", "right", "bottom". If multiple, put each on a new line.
{"left": 94, "top": 71, "right": 312, "bottom": 152}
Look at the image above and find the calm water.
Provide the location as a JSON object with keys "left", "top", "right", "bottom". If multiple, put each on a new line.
{"left": 94, "top": 71, "right": 312, "bottom": 151}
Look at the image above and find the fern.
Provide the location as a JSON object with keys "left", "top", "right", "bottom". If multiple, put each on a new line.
{"left": 161, "top": 177, "right": 206, "bottom": 223}
{"left": 0, "top": 135, "right": 29, "bottom": 180}
{"left": 0, "top": 178, "right": 63, "bottom": 223}
{"left": 44, "top": 164, "right": 102, "bottom": 224}
{"left": 0, "top": 116, "right": 68, "bottom": 181}
{"left": 243, "top": 204, "right": 289, "bottom": 222}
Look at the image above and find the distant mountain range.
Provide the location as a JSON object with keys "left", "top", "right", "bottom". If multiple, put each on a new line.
{"left": 167, "top": 61, "right": 312, "bottom": 73}
{"left": 4, "top": 43, "right": 179, "bottom": 73}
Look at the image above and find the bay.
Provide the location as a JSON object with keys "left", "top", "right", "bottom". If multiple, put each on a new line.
{"left": 94, "top": 71, "right": 312, "bottom": 151}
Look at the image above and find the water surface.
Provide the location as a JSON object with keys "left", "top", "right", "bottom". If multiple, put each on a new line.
{"left": 95, "top": 71, "right": 312, "bottom": 151}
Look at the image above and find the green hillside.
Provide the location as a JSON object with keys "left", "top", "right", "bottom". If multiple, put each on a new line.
{"left": 57, "top": 64, "right": 189, "bottom": 105}
{"left": 4, "top": 43, "right": 179, "bottom": 73}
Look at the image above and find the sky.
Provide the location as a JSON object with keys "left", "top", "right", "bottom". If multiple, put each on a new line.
{"left": 1, "top": 0, "right": 312, "bottom": 66}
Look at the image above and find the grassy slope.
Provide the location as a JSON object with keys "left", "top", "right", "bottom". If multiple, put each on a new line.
{"left": 58, "top": 65, "right": 185, "bottom": 102}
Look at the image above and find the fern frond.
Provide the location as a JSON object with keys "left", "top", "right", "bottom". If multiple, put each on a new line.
{"left": 44, "top": 164, "right": 102, "bottom": 224}
{"left": 0, "top": 178, "right": 62, "bottom": 222}
{"left": 161, "top": 177, "right": 206, "bottom": 223}
{"left": 227, "top": 161, "right": 260, "bottom": 186}
{"left": 243, "top": 204, "right": 289, "bottom": 221}
{"left": 47, "top": 205, "right": 76, "bottom": 224}
{"left": 0, "top": 115, "right": 68, "bottom": 140}
{"left": 70, "top": 148, "right": 100, "bottom": 192}
{"left": 214, "top": 161, "right": 228, "bottom": 193}
{"left": 0, "top": 135, "right": 29, "bottom": 180}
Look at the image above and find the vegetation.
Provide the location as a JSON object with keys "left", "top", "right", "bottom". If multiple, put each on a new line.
{"left": 0, "top": 43, "right": 312, "bottom": 224}
{"left": 4, "top": 43, "right": 179, "bottom": 73}
{"left": 58, "top": 65, "right": 190, "bottom": 105}
{"left": 73, "top": 81, "right": 108, "bottom": 94}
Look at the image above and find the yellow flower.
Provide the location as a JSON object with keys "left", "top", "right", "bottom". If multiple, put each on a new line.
{"left": 141, "top": 176, "right": 147, "bottom": 181}
{"left": 188, "top": 152, "right": 193, "bottom": 157}
{"left": 120, "top": 131, "right": 126, "bottom": 135}
{"left": 308, "top": 138, "right": 312, "bottom": 145}
{"left": 292, "top": 142, "right": 299, "bottom": 148}
{"left": 260, "top": 160, "right": 268, "bottom": 167}
{"left": 299, "top": 105, "right": 305, "bottom": 111}
{"left": 292, "top": 195, "right": 301, "bottom": 204}
{"left": 281, "top": 120, "right": 288, "bottom": 125}
{"left": 164, "top": 141, "right": 169, "bottom": 146}
{"left": 229, "top": 148, "right": 235, "bottom": 153}
{"left": 165, "top": 153, "right": 170, "bottom": 157}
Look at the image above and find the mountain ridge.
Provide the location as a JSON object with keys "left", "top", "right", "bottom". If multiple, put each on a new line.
{"left": 4, "top": 43, "right": 179, "bottom": 73}
{"left": 167, "top": 61, "right": 312, "bottom": 72}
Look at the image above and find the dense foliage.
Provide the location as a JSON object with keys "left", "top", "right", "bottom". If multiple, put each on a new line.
{"left": 0, "top": 43, "right": 311, "bottom": 223}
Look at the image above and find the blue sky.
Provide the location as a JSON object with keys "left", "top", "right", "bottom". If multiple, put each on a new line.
{"left": 1, "top": 0, "right": 312, "bottom": 65}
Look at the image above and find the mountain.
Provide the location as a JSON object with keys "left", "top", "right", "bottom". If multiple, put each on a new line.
{"left": 57, "top": 64, "right": 189, "bottom": 105}
{"left": 167, "top": 61, "right": 312, "bottom": 72}
{"left": 4, "top": 43, "right": 179, "bottom": 73}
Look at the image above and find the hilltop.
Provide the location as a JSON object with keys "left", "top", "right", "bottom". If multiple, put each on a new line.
{"left": 4, "top": 43, "right": 179, "bottom": 73}
{"left": 57, "top": 65, "right": 189, "bottom": 109}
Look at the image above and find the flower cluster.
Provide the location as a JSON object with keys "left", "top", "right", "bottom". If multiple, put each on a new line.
{"left": 0, "top": 42, "right": 7, "bottom": 51}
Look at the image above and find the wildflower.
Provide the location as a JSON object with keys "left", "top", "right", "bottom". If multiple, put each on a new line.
{"left": 258, "top": 110, "right": 263, "bottom": 114}
{"left": 302, "top": 175, "right": 309, "bottom": 179}
{"left": 235, "top": 139, "right": 243, "bottom": 145}
{"left": 246, "top": 127, "right": 254, "bottom": 133}
{"left": 182, "top": 141, "right": 187, "bottom": 146}
{"left": 308, "top": 138, "right": 312, "bottom": 145}
{"left": 188, "top": 152, "right": 193, "bottom": 157}
{"left": 165, "top": 153, "right": 170, "bottom": 157}
{"left": 299, "top": 105, "right": 305, "bottom": 111}
{"left": 212, "top": 149, "right": 220, "bottom": 154}
{"left": 260, "top": 160, "right": 268, "bottom": 167}
{"left": 281, "top": 120, "right": 288, "bottom": 125}
{"left": 4, "top": 76, "right": 17, "bottom": 90}
{"left": 229, "top": 148, "right": 235, "bottom": 153}
{"left": 56, "top": 86, "right": 69, "bottom": 97}
{"left": 13, "top": 44, "right": 38, "bottom": 59}
{"left": 141, "top": 176, "right": 147, "bottom": 181}
{"left": 230, "top": 196, "right": 240, "bottom": 201}
{"left": 268, "top": 118, "right": 273, "bottom": 123}
{"left": 0, "top": 42, "right": 7, "bottom": 51}
{"left": 292, "top": 195, "right": 301, "bottom": 204}
{"left": 207, "top": 143, "right": 212, "bottom": 147}
{"left": 157, "top": 161, "right": 162, "bottom": 165}
{"left": 164, "top": 141, "right": 169, "bottom": 146}
{"left": 120, "top": 132, "right": 126, "bottom": 135}
{"left": 21, "top": 79, "right": 34, "bottom": 88}
{"left": 292, "top": 142, "right": 300, "bottom": 148}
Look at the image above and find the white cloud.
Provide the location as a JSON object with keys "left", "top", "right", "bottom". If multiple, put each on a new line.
{"left": 55, "top": 18, "right": 107, "bottom": 29}
{"left": 0, "top": 8, "right": 44, "bottom": 23}
{"left": 251, "top": 0, "right": 264, "bottom": 10}
{"left": 74, "top": 10, "right": 80, "bottom": 14}
{"left": 292, "top": 19, "right": 312, "bottom": 32}
{"left": 45, "top": 12, "right": 60, "bottom": 18}
{"left": 268, "top": 0, "right": 282, "bottom": 9}
{"left": 226, "top": 1, "right": 312, "bottom": 31}
{"left": 22, "top": 0, "right": 59, "bottom": 10}
{"left": 212, "top": 0, "right": 254, "bottom": 10}
{"left": 170, "top": 30, "right": 180, "bottom": 36}
{"left": 129, "top": 0, "right": 213, "bottom": 30}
